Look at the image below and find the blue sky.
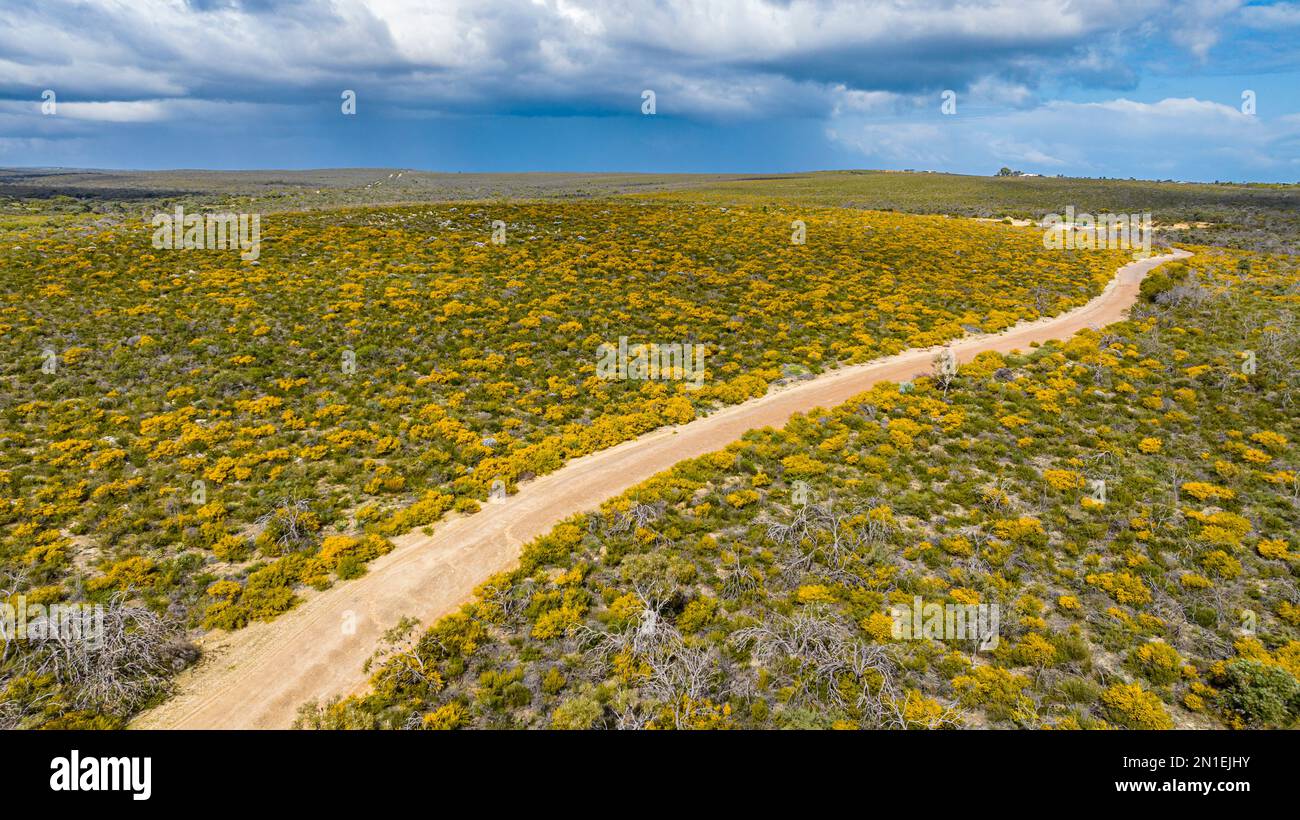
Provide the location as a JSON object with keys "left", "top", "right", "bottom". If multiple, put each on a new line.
{"left": 1, "top": 0, "right": 1298, "bottom": 182}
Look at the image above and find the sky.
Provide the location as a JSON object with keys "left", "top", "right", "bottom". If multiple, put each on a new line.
{"left": 1, "top": 0, "right": 1298, "bottom": 182}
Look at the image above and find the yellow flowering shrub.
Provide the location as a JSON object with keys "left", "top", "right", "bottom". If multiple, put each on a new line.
{"left": 1101, "top": 682, "right": 1174, "bottom": 730}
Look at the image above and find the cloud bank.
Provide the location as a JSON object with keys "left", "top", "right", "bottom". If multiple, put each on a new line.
{"left": 1, "top": 0, "right": 1296, "bottom": 179}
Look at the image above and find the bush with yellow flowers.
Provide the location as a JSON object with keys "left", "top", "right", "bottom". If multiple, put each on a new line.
{"left": 1101, "top": 682, "right": 1175, "bottom": 730}
{"left": 308, "top": 246, "right": 1300, "bottom": 731}
{"left": 13, "top": 194, "right": 1290, "bottom": 730}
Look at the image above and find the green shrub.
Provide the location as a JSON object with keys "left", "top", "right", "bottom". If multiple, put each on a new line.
{"left": 1219, "top": 660, "right": 1300, "bottom": 728}
{"left": 551, "top": 693, "right": 603, "bottom": 729}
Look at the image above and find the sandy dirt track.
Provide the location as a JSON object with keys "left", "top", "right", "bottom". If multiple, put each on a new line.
{"left": 134, "top": 249, "right": 1190, "bottom": 729}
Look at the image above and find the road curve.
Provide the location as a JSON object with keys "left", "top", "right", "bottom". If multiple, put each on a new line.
{"left": 134, "top": 249, "right": 1191, "bottom": 729}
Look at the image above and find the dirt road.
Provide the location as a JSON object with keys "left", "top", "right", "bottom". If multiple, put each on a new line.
{"left": 134, "top": 249, "right": 1190, "bottom": 729}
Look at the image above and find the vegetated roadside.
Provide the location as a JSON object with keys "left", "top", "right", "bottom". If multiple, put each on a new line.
{"left": 2, "top": 197, "right": 1131, "bottom": 728}
{"left": 4, "top": 168, "right": 1297, "bottom": 253}
{"left": 135, "top": 251, "right": 1188, "bottom": 729}
{"left": 305, "top": 247, "right": 1300, "bottom": 730}
{"left": 667, "top": 171, "right": 1300, "bottom": 255}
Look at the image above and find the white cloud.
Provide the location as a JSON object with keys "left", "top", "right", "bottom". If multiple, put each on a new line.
{"left": 1239, "top": 1, "right": 1300, "bottom": 27}
{"left": 828, "top": 95, "right": 1299, "bottom": 180}
{"left": 1167, "top": 0, "right": 1243, "bottom": 60}
{"left": 0, "top": 98, "right": 293, "bottom": 124}
{"left": 966, "top": 77, "right": 1036, "bottom": 108}
{"left": 829, "top": 88, "right": 906, "bottom": 116}
{"left": 826, "top": 122, "right": 951, "bottom": 166}
{"left": 0, "top": 0, "right": 1237, "bottom": 121}
{"left": 1, "top": 0, "right": 1295, "bottom": 179}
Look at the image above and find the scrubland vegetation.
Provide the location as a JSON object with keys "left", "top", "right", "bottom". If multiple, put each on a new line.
{"left": 301, "top": 247, "right": 1300, "bottom": 730}
{"left": 676, "top": 171, "right": 1300, "bottom": 255}
{"left": 6, "top": 167, "right": 1297, "bottom": 253}
{"left": 2, "top": 170, "right": 1296, "bottom": 730}
{"left": 0, "top": 195, "right": 1124, "bottom": 727}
